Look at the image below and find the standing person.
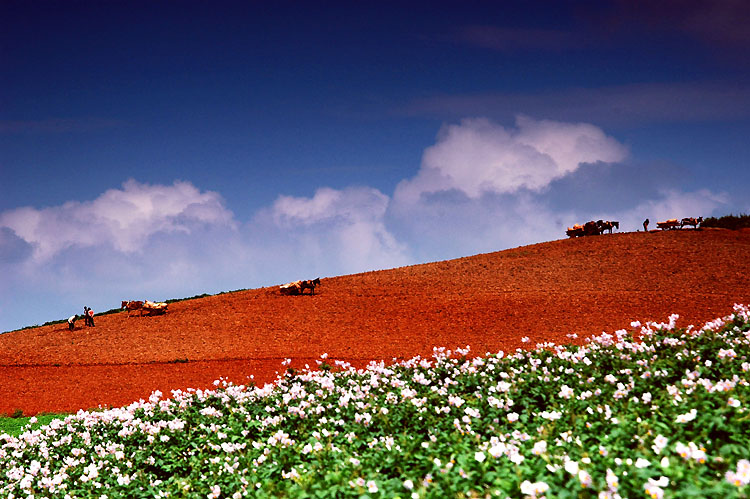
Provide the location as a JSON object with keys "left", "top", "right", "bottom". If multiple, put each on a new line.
{"left": 67, "top": 315, "right": 76, "bottom": 331}
{"left": 87, "top": 307, "right": 95, "bottom": 327}
{"left": 643, "top": 218, "right": 649, "bottom": 232}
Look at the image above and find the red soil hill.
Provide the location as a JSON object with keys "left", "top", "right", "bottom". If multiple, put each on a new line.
{"left": 1, "top": 228, "right": 749, "bottom": 416}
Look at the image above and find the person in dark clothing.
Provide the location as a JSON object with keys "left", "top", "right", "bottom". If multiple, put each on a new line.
{"left": 83, "top": 306, "right": 95, "bottom": 327}
{"left": 643, "top": 218, "right": 649, "bottom": 232}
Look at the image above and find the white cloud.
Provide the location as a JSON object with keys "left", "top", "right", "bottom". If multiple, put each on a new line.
{"left": 265, "top": 186, "right": 410, "bottom": 273}
{"left": 394, "top": 116, "right": 627, "bottom": 203}
{"left": 271, "top": 186, "right": 388, "bottom": 226}
{"left": 0, "top": 179, "right": 235, "bottom": 261}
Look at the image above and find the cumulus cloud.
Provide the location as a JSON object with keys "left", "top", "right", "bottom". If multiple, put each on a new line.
{"left": 388, "top": 117, "right": 732, "bottom": 263}
{"left": 394, "top": 116, "right": 628, "bottom": 203}
{"left": 262, "top": 186, "right": 410, "bottom": 274}
{"left": 0, "top": 179, "right": 236, "bottom": 261}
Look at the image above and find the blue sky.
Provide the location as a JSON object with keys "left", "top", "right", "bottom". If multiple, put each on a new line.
{"left": 2, "top": 0, "right": 749, "bottom": 332}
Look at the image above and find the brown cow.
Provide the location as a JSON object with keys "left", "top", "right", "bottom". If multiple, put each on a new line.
{"left": 121, "top": 300, "right": 144, "bottom": 317}
{"left": 300, "top": 277, "right": 321, "bottom": 295}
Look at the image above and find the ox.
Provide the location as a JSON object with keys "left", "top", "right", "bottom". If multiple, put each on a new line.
{"left": 300, "top": 277, "right": 321, "bottom": 295}
{"left": 583, "top": 220, "right": 601, "bottom": 236}
{"left": 597, "top": 220, "right": 619, "bottom": 234}
{"left": 280, "top": 278, "right": 321, "bottom": 296}
{"left": 680, "top": 216, "right": 703, "bottom": 229}
{"left": 280, "top": 280, "right": 303, "bottom": 296}
{"left": 142, "top": 300, "right": 168, "bottom": 316}
{"left": 121, "top": 300, "right": 144, "bottom": 317}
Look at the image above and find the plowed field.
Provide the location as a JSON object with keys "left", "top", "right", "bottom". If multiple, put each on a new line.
{"left": 2, "top": 228, "right": 749, "bottom": 416}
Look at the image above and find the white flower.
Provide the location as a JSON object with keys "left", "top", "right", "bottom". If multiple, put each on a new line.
{"left": 489, "top": 442, "right": 506, "bottom": 458}
{"left": 403, "top": 479, "right": 414, "bottom": 490}
{"left": 635, "top": 458, "right": 651, "bottom": 468}
{"left": 520, "top": 480, "right": 549, "bottom": 496}
{"left": 676, "top": 408, "right": 697, "bottom": 423}
{"left": 475, "top": 451, "right": 486, "bottom": 463}
{"left": 367, "top": 480, "right": 378, "bottom": 493}
{"left": 652, "top": 435, "right": 668, "bottom": 454}
{"left": 644, "top": 485, "right": 664, "bottom": 499}
{"left": 507, "top": 412, "right": 519, "bottom": 422}
{"left": 565, "top": 460, "right": 579, "bottom": 475}
{"left": 559, "top": 384, "right": 574, "bottom": 399}
{"left": 532, "top": 440, "right": 547, "bottom": 455}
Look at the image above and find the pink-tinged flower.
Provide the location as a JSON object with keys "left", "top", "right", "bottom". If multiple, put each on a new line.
{"left": 507, "top": 412, "right": 519, "bottom": 422}
{"left": 728, "top": 397, "right": 741, "bottom": 408}
{"left": 349, "top": 478, "right": 365, "bottom": 488}
{"left": 578, "top": 469, "right": 592, "bottom": 488}
{"left": 367, "top": 480, "right": 378, "bottom": 493}
{"left": 675, "top": 442, "right": 692, "bottom": 459}
{"left": 532, "top": 440, "right": 547, "bottom": 455}
{"left": 606, "top": 469, "right": 618, "bottom": 491}
{"left": 207, "top": 485, "right": 220, "bottom": 499}
{"left": 726, "top": 459, "right": 750, "bottom": 486}
{"left": 559, "top": 384, "right": 574, "bottom": 399}
{"left": 644, "top": 477, "right": 669, "bottom": 499}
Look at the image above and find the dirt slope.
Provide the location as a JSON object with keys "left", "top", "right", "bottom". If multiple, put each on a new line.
{"left": 2, "top": 228, "right": 749, "bottom": 416}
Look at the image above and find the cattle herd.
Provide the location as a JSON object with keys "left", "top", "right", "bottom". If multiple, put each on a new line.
{"left": 121, "top": 300, "right": 169, "bottom": 316}
{"left": 279, "top": 278, "right": 321, "bottom": 296}
{"left": 117, "top": 278, "right": 321, "bottom": 322}
{"left": 566, "top": 220, "right": 619, "bottom": 238}
{"left": 566, "top": 217, "right": 703, "bottom": 238}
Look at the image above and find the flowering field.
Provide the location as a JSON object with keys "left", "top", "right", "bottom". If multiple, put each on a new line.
{"left": 2, "top": 305, "right": 749, "bottom": 498}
